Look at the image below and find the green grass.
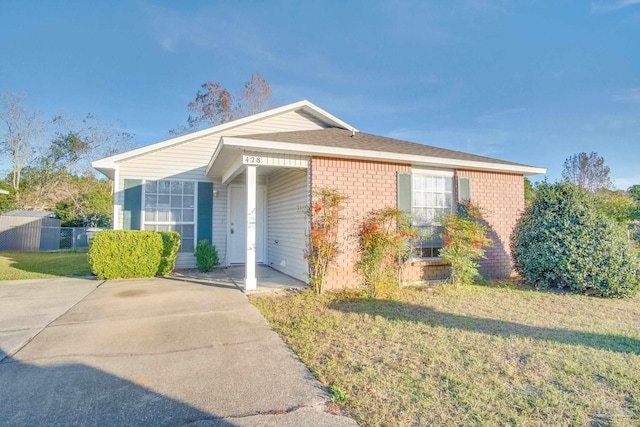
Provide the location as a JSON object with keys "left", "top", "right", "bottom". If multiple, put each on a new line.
{"left": 0, "top": 251, "right": 92, "bottom": 280}
{"left": 251, "top": 283, "right": 640, "bottom": 426}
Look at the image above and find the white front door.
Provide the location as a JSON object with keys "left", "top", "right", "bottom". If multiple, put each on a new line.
{"left": 229, "top": 186, "right": 265, "bottom": 263}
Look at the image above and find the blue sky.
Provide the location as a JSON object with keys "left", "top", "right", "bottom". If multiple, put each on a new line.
{"left": 1, "top": 1, "right": 639, "bottom": 188}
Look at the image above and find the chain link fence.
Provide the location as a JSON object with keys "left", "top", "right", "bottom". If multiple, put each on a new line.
{"left": 0, "top": 225, "right": 104, "bottom": 251}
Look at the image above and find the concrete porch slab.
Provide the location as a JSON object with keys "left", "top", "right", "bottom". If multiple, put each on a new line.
{"left": 224, "top": 265, "right": 307, "bottom": 293}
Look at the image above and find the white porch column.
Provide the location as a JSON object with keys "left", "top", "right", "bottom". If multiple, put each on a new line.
{"left": 244, "top": 165, "right": 257, "bottom": 291}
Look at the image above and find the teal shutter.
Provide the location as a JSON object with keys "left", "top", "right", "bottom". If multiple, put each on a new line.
{"left": 457, "top": 176, "right": 471, "bottom": 202}
{"left": 123, "top": 179, "right": 142, "bottom": 230}
{"left": 197, "top": 182, "right": 213, "bottom": 243}
{"left": 397, "top": 172, "right": 412, "bottom": 214}
{"left": 457, "top": 176, "right": 471, "bottom": 216}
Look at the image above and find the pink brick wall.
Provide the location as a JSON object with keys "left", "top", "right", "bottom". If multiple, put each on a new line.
{"left": 456, "top": 170, "right": 525, "bottom": 278}
{"left": 309, "top": 158, "right": 525, "bottom": 289}
{"left": 310, "top": 157, "right": 410, "bottom": 289}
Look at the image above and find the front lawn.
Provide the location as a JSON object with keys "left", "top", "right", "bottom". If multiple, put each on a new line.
{"left": 0, "top": 251, "right": 92, "bottom": 280}
{"left": 252, "top": 283, "right": 640, "bottom": 426}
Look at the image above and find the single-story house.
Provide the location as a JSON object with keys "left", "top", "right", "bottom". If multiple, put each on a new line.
{"left": 92, "top": 100, "right": 545, "bottom": 290}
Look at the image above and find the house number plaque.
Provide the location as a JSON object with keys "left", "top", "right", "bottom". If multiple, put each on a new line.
{"left": 244, "top": 156, "right": 263, "bottom": 165}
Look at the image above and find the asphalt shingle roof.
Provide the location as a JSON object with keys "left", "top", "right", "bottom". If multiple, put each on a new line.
{"left": 241, "top": 127, "right": 530, "bottom": 167}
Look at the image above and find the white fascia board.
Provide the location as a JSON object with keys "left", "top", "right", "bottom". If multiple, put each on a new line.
{"left": 221, "top": 155, "right": 245, "bottom": 185}
{"left": 93, "top": 165, "right": 116, "bottom": 180}
{"left": 93, "top": 100, "right": 357, "bottom": 175}
{"left": 221, "top": 137, "right": 547, "bottom": 176}
{"left": 298, "top": 102, "right": 358, "bottom": 132}
{"left": 205, "top": 136, "right": 227, "bottom": 176}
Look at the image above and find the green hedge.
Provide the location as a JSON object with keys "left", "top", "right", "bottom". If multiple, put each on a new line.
{"left": 157, "top": 231, "right": 181, "bottom": 276}
{"left": 88, "top": 230, "right": 163, "bottom": 279}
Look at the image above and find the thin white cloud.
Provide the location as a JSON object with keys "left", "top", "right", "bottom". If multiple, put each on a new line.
{"left": 140, "top": 3, "right": 277, "bottom": 64}
{"left": 591, "top": 0, "right": 640, "bottom": 13}
{"left": 613, "top": 88, "right": 640, "bottom": 103}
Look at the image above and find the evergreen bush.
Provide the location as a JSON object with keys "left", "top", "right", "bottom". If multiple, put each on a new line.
{"left": 157, "top": 231, "right": 181, "bottom": 276}
{"left": 195, "top": 239, "right": 219, "bottom": 272}
{"left": 88, "top": 230, "right": 163, "bottom": 279}
{"left": 511, "top": 182, "right": 640, "bottom": 298}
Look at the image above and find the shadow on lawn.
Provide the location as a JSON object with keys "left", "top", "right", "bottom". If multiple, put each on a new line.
{"left": 329, "top": 298, "right": 640, "bottom": 355}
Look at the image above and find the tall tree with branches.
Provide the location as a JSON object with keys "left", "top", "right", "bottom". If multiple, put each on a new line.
{"left": 172, "top": 72, "right": 273, "bottom": 135}
{"left": 0, "top": 92, "right": 45, "bottom": 198}
{"left": 561, "top": 151, "right": 613, "bottom": 193}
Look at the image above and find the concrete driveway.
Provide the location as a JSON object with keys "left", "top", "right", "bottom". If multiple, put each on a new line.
{"left": 0, "top": 275, "right": 356, "bottom": 426}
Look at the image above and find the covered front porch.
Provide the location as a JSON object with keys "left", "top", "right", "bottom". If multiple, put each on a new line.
{"left": 207, "top": 139, "right": 311, "bottom": 291}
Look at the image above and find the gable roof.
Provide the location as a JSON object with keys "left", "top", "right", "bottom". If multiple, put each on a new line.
{"left": 92, "top": 100, "right": 356, "bottom": 178}
{"left": 210, "top": 128, "right": 546, "bottom": 176}
{"left": 241, "top": 128, "right": 527, "bottom": 167}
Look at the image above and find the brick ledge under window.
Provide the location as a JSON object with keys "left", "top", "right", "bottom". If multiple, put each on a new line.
{"left": 408, "top": 258, "right": 450, "bottom": 267}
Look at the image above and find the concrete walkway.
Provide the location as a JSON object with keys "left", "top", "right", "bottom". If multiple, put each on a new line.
{"left": 0, "top": 277, "right": 100, "bottom": 361}
{"left": 0, "top": 276, "right": 356, "bottom": 426}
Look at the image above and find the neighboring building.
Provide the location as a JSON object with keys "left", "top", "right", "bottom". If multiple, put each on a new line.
{"left": 0, "top": 211, "right": 60, "bottom": 251}
{"left": 92, "top": 100, "right": 545, "bottom": 290}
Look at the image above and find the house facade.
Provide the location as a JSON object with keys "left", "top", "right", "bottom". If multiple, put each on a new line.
{"left": 93, "top": 100, "right": 545, "bottom": 290}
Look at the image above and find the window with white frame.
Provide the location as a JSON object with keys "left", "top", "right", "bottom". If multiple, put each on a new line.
{"left": 412, "top": 172, "right": 454, "bottom": 258}
{"left": 143, "top": 180, "right": 195, "bottom": 252}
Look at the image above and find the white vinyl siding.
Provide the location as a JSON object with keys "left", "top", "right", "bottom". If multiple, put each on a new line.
{"left": 116, "top": 110, "right": 327, "bottom": 228}
{"left": 267, "top": 169, "right": 308, "bottom": 283}
{"left": 211, "top": 180, "right": 227, "bottom": 266}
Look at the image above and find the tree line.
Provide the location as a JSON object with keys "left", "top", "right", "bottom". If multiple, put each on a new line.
{"left": 0, "top": 73, "right": 273, "bottom": 227}
{"left": 526, "top": 151, "right": 640, "bottom": 238}
{"left": 0, "top": 93, "right": 132, "bottom": 226}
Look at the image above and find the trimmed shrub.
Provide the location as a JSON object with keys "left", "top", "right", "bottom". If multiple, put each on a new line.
{"left": 157, "top": 231, "right": 181, "bottom": 276}
{"left": 195, "top": 239, "right": 219, "bottom": 272}
{"left": 511, "top": 182, "right": 640, "bottom": 298}
{"left": 88, "top": 230, "right": 163, "bottom": 279}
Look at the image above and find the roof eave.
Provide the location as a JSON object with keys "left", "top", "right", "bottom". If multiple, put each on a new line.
{"left": 91, "top": 161, "right": 116, "bottom": 180}
{"left": 211, "top": 137, "right": 546, "bottom": 177}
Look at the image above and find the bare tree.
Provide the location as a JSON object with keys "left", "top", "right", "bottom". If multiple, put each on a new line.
{"left": 0, "top": 92, "right": 45, "bottom": 196}
{"left": 17, "top": 113, "right": 133, "bottom": 210}
{"left": 172, "top": 72, "right": 274, "bottom": 135}
{"left": 49, "top": 113, "right": 133, "bottom": 173}
{"left": 235, "top": 72, "right": 273, "bottom": 118}
{"left": 186, "top": 82, "right": 234, "bottom": 129}
{"left": 561, "top": 152, "right": 613, "bottom": 192}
